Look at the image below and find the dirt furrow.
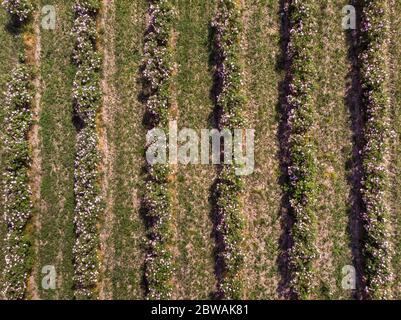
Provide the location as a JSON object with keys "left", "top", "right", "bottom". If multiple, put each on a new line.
{"left": 27, "top": 9, "right": 43, "bottom": 300}
{"left": 99, "top": 0, "right": 117, "bottom": 300}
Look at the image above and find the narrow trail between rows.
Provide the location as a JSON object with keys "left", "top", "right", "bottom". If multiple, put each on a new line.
{"left": 99, "top": 0, "right": 117, "bottom": 300}
{"left": 28, "top": 9, "right": 42, "bottom": 300}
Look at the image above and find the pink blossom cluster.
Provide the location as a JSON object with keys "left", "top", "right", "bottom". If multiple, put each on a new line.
{"left": 142, "top": 0, "right": 175, "bottom": 127}
{"left": 1, "top": 0, "right": 33, "bottom": 22}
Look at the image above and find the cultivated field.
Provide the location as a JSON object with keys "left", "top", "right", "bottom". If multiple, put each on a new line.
{"left": 0, "top": 0, "right": 400, "bottom": 300}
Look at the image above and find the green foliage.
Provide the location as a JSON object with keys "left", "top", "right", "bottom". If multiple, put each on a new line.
{"left": 285, "top": 0, "right": 318, "bottom": 299}
{"left": 2, "top": 65, "right": 33, "bottom": 300}
{"left": 142, "top": 0, "right": 175, "bottom": 300}
{"left": 1, "top": 0, "right": 33, "bottom": 22}
{"left": 359, "top": 0, "right": 392, "bottom": 300}
{"left": 71, "top": 0, "right": 102, "bottom": 300}
{"left": 212, "top": 0, "right": 245, "bottom": 300}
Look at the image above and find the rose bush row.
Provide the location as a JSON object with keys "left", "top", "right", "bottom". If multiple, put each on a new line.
{"left": 359, "top": 0, "right": 392, "bottom": 300}
{"left": 71, "top": 0, "right": 102, "bottom": 300}
{"left": 285, "top": 1, "right": 318, "bottom": 299}
{"left": 1, "top": 0, "right": 33, "bottom": 22}
{"left": 1, "top": 65, "right": 33, "bottom": 300}
{"left": 212, "top": 0, "right": 246, "bottom": 300}
{"left": 142, "top": 0, "right": 175, "bottom": 300}
{"left": 1, "top": 0, "right": 34, "bottom": 299}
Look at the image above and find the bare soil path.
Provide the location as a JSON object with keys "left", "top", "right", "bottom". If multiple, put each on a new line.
{"left": 99, "top": 0, "right": 117, "bottom": 300}
{"left": 27, "top": 10, "right": 43, "bottom": 300}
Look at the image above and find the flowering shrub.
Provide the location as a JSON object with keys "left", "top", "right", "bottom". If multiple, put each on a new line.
{"left": 142, "top": 0, "right": 175, "bottom": 300}
{"left": 1, "top": 0, "right": 33, "bottom": 22}
{"left": 285, "top": 1, "right": 318, "bottom": 299}
{"left": 212, "top": 0, "right": 245, "bottom": 300}
{"left": 359, "top": 0, "right": 392, "bottom": 299}
{"left": 143, "top": 0, "right": 174, "bottom": 127}
{"left": 71, "top": 0, "right": 102, "bottom": 300}
{"left": 1, "top": 65, "right": 33, "bottom": 300}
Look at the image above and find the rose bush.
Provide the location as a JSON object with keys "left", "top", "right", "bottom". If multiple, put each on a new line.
{"left": 285, "top": 0, "right": 318, "bottom": 299}
{"left": 212, "top": 0, "right": 245, "bottom": 300}
{"left": 359, "top": 0, "right": 392, "bottom": 300}
{"left": 71, "top": 0, "right": 102, "bottom": 300}
{"left": 1, "top": 65, "right": 33, "bottom": 300}
{"left": 1, "top": 0, "right": 33, "bottom": 22}
{"left": 142, "top": 0, "right": 175, "bottom": 300}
